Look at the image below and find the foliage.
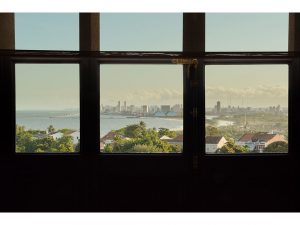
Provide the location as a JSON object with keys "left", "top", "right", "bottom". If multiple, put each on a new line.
{"left": 59, "top": 128, "right": 76, "bottom": 135}
{"left": 206, "top": 126, "right": 220, "bottom": 136}
{"left": 264, "top": 141, "right": 288, "bottom": 153}
{"left": 158, "top": 128, "right": 176, "bottom": 138}
{"left": 103, "top": 144, "right": 113, "bottom": 153}
{"left": 75, "top": 141, "right": 80, "bottom": 152}
{"left": 103, "top": 122, "right": 182, "bottom": 153}
{"left": 123, "top": 123, "right": 146, "bottom": 138}
{"left": 216, "top": 138, "right": 249, "bottom": 154}
{"left": 47, "top": 125, "right": 55, "bottom": 133}
{"left": 16, "top": 125, "right": 76, "bottom": 153}
{"left": 132, "top": 144, "right": 161, "bottom": 153}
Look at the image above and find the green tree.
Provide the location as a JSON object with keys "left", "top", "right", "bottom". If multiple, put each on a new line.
{"left": 139, "top": 121, "right": 146, "bottom": 129}
{"left": 35, "top": 136, "right": 57, "bottom": 152}
{"left": 16, "top": 129, "right": 35, "bottom": 153}
{"left": 158, "top": 128, "right": 176, "bottom": 138}
{"left": 57, "top": 136, "right": 75, "bottom": 152}
{"left": 206, "top": 126, "right": 219, "bottom": 136}
{"left": 264, "top": 141, "right": 288, "bottom": 153}
{"left": 103, "top": 144, "right": 113, "bottom": 153}
{"left": 47, "top": 125, "right": 55, "bottom": 134}
{"left": 132, "top": 144, "right": 160, "bottom": 153}
{"left": 216, "top": 138, "right": 249, "bottom": 154}
{"left": 124, "top": 124, "right": 146, "bottom": 138}
{"left": 75, "top": 140, "right": 80, "bottom": 152}
{"left": 107, "top": 124, "right": 182, "bottom": 153}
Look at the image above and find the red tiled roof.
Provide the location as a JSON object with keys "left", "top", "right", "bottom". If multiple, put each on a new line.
{"left": 100, "top": 131, "right": 120, "bottom": 142}
{"left": 205, "top": 136, "right": 224, "bottom": 144}
{"left": 252, "top": 132, "right": 276, "bottom": 142}
{"left": 168, "top": 134, "right": 183, "bottom": 142}
{"left": 239, "top": 132, "right": 276, "bottom": 142}
{"left": 238, "top": 133, "right": 255, "bottom": 142}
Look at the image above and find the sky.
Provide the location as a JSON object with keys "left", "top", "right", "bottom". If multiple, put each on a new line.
{"left": 15, "top": 13, "right": 288, "bottom": 110}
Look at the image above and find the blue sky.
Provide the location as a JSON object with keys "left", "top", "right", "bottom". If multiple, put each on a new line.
{"left": 15, "top": 13, "right": 288, "bottom": 109}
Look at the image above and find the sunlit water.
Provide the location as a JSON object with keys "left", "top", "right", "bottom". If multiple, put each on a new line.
{"left": 16, "top": 110, "right": 183, "bottom": 138}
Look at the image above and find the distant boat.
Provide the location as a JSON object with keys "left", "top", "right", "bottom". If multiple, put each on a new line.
{"left": 126, "top": 116, "right": 141, "bottom": 118}
{"left": 49, "top": 113, "right": 79, "bottom": 118}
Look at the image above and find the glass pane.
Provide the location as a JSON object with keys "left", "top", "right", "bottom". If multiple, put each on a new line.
{"left": 205, "top": 65, "right": 288, "bottom": 154}
{"left": 15, "top": 13, "right": 79, "bottom": 50}
{"left": 100, "top": 13, "right": 182, "bottom": 51}
{"left": 16, "top": 64, "right": 80, "bottom": 153}
{"left": 206, "top": 13, "right": 288, "bottom": 52}
{"left": 100, "top": 65, "right": 183, "bottom": 153}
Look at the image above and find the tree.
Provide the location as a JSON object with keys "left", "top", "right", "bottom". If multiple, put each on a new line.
{"left": 139, "top": 121, "right": 146, "bottom": 129}
{"left": 16, "top": 129, "right": 35, "bottom": 153}
{"left": 57, "top": 136, "right": 75, "bottom": 152}
{"left": 124, "top": 124, "right": 146, "bottom": 138}
{"left": 206, "top": 126, "right": 219, "bottom": 136}
{"left": 158, "top": 128, "right": 176, "bottom": 138}
{"left": 264, "top": 141, "right": 288, "bottom": 153}
{"left": 35, "top": 136, "right": 57, "bottom": 152}
{"left": 103, "top": 144, "right": 113, "bottom": 153}
{"left": 75, "top": 140, "right": 80, "bottom": 152}
{"left": 216, "top": 138, "right": 249, "bottom": 154}
{"left": 107, "top": 124, "right": 182, "bottom": 153}
{"left": 47, "top": 125, "right": 55, "bottom": 134}
{"left": 16, "top": 125, "right": 25, "bottom": 134}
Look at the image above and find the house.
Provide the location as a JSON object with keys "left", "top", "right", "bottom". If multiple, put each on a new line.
{"left": 32, "top": 133, "right": 48, "bottom": 139}
{"left": 237, "top": 132, "right": 287, "bottom": 153}
{"left": 68, "top": 130, "right": 80, "bottom": 144}
{"left": 49, "top": 131, "right": 64, "bottom": 140}
{"left": 167, "top": 134, "right": 183, "bottom": 146}
{"left": 205, "top": 136, "right": 227, "bottom": 153}
{"left": 100, "top": 131, "right": 122, "bottom": 150}
{"left": 160, "top": 135, "right": 172, "bottom": 140}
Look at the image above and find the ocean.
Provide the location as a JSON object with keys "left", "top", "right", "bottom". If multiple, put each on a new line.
{"left": 16, "top": 110, "right": 183, "bottom": 138}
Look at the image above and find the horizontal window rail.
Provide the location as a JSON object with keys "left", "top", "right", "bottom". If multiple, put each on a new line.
{"left": 0, "top": 50, "right": 297, "bottom": 64}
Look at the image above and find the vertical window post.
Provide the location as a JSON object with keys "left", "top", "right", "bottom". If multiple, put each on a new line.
{"left": 79, "top": 13, "right": 100, "bottom": 154}
{"left": 288, "top": 13, "right": 300, "bottom": 156}
{"left": 0, "top": 13, "right": 15, "bottom": 155}
{"left": 183, "top": 13, "right": 205, "bottom": 168}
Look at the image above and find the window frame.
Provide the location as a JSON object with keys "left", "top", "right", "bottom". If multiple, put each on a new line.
{"left": 5, "top": 50, "right": 295, "bottom": 158}
{"left": 202, "top": 52, "right": 292, "bottom": 157}
{"left": 0, "top": 13, "right": 297, "bottom": 170}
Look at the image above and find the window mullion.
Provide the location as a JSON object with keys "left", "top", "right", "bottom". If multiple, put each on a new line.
{"left": 183, "top": 13, "right": 205, "bottom": 169}
{"left": 79, "top": 13, "right": 100, "bottom": 154}
{"left": 0, "top": 13, "right": 15, "bottom": 155}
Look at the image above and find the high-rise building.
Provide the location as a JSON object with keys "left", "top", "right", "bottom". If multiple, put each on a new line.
{"left": 142, "top": 105, "right": 148, "bottom": 114}
{"left": 117, "top": 101, "right": 121, "bottom": 112}
{"left": 216, "top": 101, "right": 221, "bottom": 113}
{"left": 128, "top": 105, "right": 135, "bottom": 113}
{"left": 124, "top": 101, "right": 127, "bottom": 112}
{"left": 161, "top": 105, "right": 171, "bottom": 113}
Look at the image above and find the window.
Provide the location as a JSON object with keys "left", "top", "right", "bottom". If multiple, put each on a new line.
{"left": 15, "top": 13, "right": 79, "bottom": 50}
{"left": 100, "top": 13, "right": 182, "bottom": 51}
{"left": 6, "top": 13, "right": 292, "bottom": 156}
{"left": 15, "top": 64, "right": 80, "bottom": 153}
{"left": 205, "top": 65, "right": 288, "bottom": 154}
{"left": 100, "top": 64, "right": 183, "bottom": 153}
{"left": 205, "top": 13, "right": 288, "bottom": 52}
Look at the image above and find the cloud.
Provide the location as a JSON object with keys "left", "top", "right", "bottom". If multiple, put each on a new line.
{"left": 102, "top": 88, "right": 183, "bottom": 105}
{"left": 205, "top": 84, "right": 288, "bottom": 99}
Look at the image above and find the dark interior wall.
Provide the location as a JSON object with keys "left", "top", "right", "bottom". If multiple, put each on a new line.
{"left": 0, "top": 154, "right": 299, "bottom": 212}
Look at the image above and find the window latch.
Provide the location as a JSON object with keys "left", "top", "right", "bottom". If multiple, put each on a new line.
{"left": 171, "top": 58, "right": 198, "bottom": 68}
